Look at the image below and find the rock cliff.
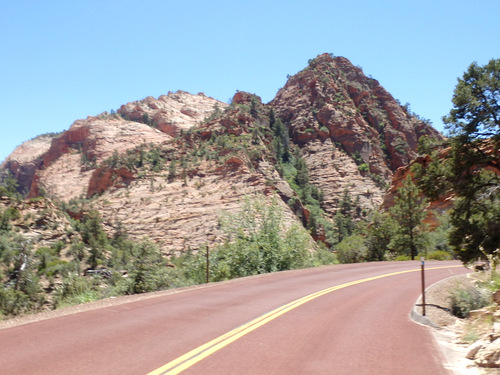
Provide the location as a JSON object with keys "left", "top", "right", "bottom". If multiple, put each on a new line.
{"left": 1, "top": 55, "right": 444, "bottom": 254}
{"left": 271, "top": 53, "right": 443, "bottom": 214}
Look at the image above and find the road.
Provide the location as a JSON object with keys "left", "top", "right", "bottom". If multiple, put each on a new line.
{"left": 0, "top": 261, "right": 468, "bottom": 374}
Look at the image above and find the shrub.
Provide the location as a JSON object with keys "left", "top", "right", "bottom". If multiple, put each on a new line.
{"left": 358, "top": 163, "right": 369, "bottom": 173}
{"left": 0, "top": 288, "right": 32, "bottom": 316}
{"left": 426, "top": 250, "right": 453, "bottom": 261}
{"left": 394, "top": 255, "right": 411, "bottom": 261}
{"left": 448, "top": 283, "right": 490, "bottom": 318}
{"left": 210, "top": 196, "right": 314, "bottom": 280}
{"left": 336, "top": 235, "right": 368, "bottom": 263}
{"left": 312, "top": 244, "right": 338, "bottom": 266}
{"left": 54, "top": 272, "right": 94, "bottom": 301}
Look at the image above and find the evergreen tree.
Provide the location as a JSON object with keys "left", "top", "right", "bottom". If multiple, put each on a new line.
{"left": 389, "top": 176, "right": 427, "bottom": 260}
{"left": 333, "top": 189, "right": 356, "bottom": 244}
{"left": 366, "top": 211, "right": 396, "bottom": 261}
{"left": 442, "top": 59, "right": 500, "bottom": 265}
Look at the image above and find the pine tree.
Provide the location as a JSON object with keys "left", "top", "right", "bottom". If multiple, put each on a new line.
{"left": 389, "top": 176, "right": 427, "bottom": 260}
{"left": 442, "top": 59, "right": 500, "bottom": 265}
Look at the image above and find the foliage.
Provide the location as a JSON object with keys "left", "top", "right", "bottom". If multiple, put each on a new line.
{"left": 425, "top": 212, "right": 454, "bottom": 255}
{"left": 0, "top": 171, "right": 23, "bottom": 199}
{"left": 448, "top": 283, "right": 490, "bottom": 318}
{"left": 333, "top": 189, "right": 358, "bottom": 244}
{"left": 0, "top": 233, "right": 45, "bottom": 316}
{"left": 311, "top": 243, "right": 338, "bottom": 266}
{"left": 444, "top": 59, "right": 499, "bottom": 141}
{"left": 54, "top": 272, "right": 99, "bottom": 308}
{"left": 171, "top": 196, "right": 324, "bottom": 283}
{"left": 365, "top": 211, "right": 396, "bottom": 261}
{"left": 425, "top": 250, "right": 453, "bottom": 261}
{"left": 211, "top": 196, "right": 313, "bottom": 279}
{"left": 336, "top": 235, "right": 368, "bottom": 263}
{"left": 412, "top": 137, "right": 452, "bottom": 200}
{"left": 125, "top": 240, "right": 175, "bottom": 294}
{"left": 75, "top": 211, "right": 110, "bottom": 269}
{"left": 440, "top": 59, "right": 500, "bottom": 265}
{"left": 389, "top": 176, "right": 428, "bottom": 260}
{"left": 270, "top": 114, "right": 291, "bottom": 163}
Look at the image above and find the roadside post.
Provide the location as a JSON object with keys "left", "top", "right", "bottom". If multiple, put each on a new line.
{"left": 206, "top": 246, "right": 210, "bottom": 283}
{"left": 421, "top": 257, "right": 426, "bottom": 316}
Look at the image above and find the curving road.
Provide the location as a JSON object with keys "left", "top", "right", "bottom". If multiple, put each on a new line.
{"left": 0, "top": 261, "right": 468, "bottom": 374}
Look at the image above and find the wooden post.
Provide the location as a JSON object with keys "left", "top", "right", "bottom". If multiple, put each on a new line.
{"left": 205, "top": 246, "right": 210, "bottom": 284}
{"left": 421, "top": 257, "right": 426, "bottom": 316}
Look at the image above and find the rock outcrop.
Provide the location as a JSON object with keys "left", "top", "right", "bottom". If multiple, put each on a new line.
{"left": 1, "top": 134, "right": 55, "bottom": 195}
{"left": 0, "top": 196, "right": 77, "bottom": 248}
{"left": 271, "top": 53, "right": 443, "bottom": 213}
{"left": 117, "top": 91, "right": 227, "bottom": 137}
{"left": 381, "top": 142, "right": 500, "bottom": 227}
{"left": 28, "top": 117, "right": 172, "bottom": 201}
{"left": 1, "top": 55, "right": 444, "bottom": 253}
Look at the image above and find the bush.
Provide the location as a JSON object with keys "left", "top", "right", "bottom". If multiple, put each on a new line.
{"left": 0, "top": 288, "right": 32, "bottom": 316}
{"left": 312, "top": 244, "right": 338, "bottom": 266}
{"left": 448, "top": 283, "right": 490, "bottom": 318}
{"left": 125, "top": 240, "right": 180, "bottom": 294}
{"left": 208, "top": 196, "right": 314, "bottom": 280}
{"left": 336, "top": 235, "right": 368, "bottom": 263}
{"left": 394, "top": 255, "right": 411, "bottom": 261}
{"left": 426, "top": 250, "right": 453, "bottom": 261}
{"left": 54, "top": 272, "right": 97, "bottom": 307}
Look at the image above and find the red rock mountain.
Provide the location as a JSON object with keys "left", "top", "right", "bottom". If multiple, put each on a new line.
{"left": 271, "top": 54, "right": 443, "bottom": 215}
{"left": 1, "top": 54, "right": 442, "bottom": 254}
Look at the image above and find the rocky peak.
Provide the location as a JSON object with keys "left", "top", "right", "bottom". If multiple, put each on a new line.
{"left": 271, "top": 53, "right": 443, "bottom": 175}
{"left": 117, "top": 90, "right": 228, "bottom": 137}
{"left": 1, "top": 134, "right": 55, "bottom": 195}
{"left": 0, "top": 92, "right": 227, "bottom": 202}
{"left": 269, "top": 53, "right": 443, "bottom": 215}
{"left": 26, "top": 116, "right": 172, "bottom": 201}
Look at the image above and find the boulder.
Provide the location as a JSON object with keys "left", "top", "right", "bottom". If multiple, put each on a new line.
{"left": 475, "top": 338, "right": 500, "bottom": 368}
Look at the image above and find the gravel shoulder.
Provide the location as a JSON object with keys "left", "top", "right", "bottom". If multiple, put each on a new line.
{"left": 412, "top": 273, "right": 497, "bottom": 375}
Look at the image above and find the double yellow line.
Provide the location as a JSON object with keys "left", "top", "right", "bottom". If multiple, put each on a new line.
{"left": 148, "top": 265, "right": 462, "bottom": 375}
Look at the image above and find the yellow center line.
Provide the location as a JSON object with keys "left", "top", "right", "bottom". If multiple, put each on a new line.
{"left": 148, "top": 265, "right": 463, "bottom": 375}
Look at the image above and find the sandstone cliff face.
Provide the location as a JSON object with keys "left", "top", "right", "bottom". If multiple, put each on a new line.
{"left": 382, "top": 143, "right": 500, "bottom": 227}
{"left": 1, "top": 134, "right": 55, "bottom": 195}
{"left": 1, "top": 56, "right": 445, "bottom": 253}
{"left": 117, "top": 91, "right": 227, "bottom": 137}
{"left": 93, "top": 159, "right": 298, "bottom": 254}
{"left": 75, "top": 96, "right": 304, "bottom": 253}
{"left": 14, "top": 91, "right": 228, "bottom": 202}
{"left": 271, "top": 53, "right": 443, "bottom": 213}
{"left": 28, "top": 117, "right": 172, "bottom": 201}
{"left": 0, "top": 196, "right": 77, "bottom": 248}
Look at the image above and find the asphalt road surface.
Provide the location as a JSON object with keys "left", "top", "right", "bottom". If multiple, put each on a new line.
{"left": 0, "top": 261, "right": 468, "bottom": 374}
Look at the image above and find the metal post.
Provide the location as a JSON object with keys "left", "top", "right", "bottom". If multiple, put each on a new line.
{"left": 420, "top": 257, "right": 426, "bottom": 316}
{"left": 205, "top": 246, "right": 210, "bottom": 284}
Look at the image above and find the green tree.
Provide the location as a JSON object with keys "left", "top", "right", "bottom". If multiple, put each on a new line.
{"left": 272, "top": 118, "right": 291, "bottom": 163}
{"left": 76, "top": 211, "right": 109, "bottom": 269}
{"left": 389, "top": 176, "right": 428, "bottom": 260}
{"left": 0, "top": 171, "right": 21, "bottom": 198}
{"left": 336, "top": 234, "right": 368, "bottom": 263}
{"left": 0, "top": 235, "right": 44, "bottom": 315}
{"left": 442, "top": 59, "right": 500, "bottom": 265}
{"left": 333, "top": 189, "right": 357, "bottom": 244}
{"left": 213, "top": 195, "right": 312, "bottom": 279}
{"left": 366, "top": 211, "right": 396, "bottom": 261}
{"left": 126, "top": 240, "right": 171, "bottom": 294}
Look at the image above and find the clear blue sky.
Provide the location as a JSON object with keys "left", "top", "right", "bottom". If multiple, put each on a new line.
{"left": 1, "top": 0, "right": 499, "bottom": 163}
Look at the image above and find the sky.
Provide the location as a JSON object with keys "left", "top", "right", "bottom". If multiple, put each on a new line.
{"left": 1, "top": 0, "right": 499, "bottom": 163}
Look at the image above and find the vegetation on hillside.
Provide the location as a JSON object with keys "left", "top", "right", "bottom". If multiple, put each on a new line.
{"left": 414, "top": 58, "right": 500, "bottom": 266}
